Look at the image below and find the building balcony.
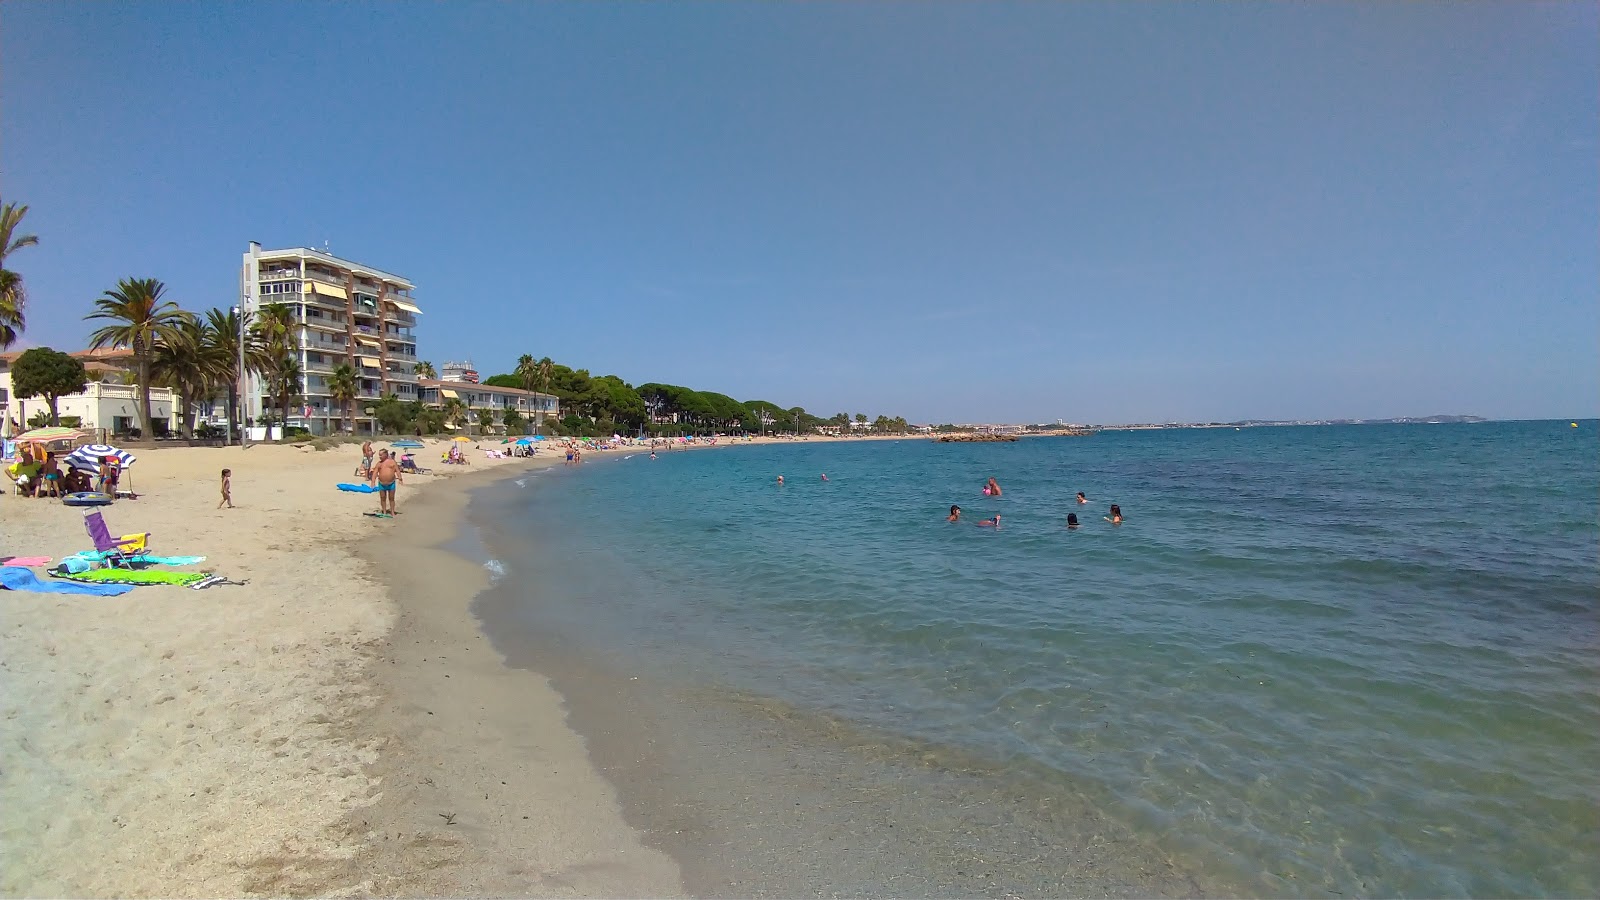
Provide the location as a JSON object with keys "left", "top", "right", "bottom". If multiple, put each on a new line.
{"left": 304, "top": 270, "right": 347, "bottom": 287}
{"left": 301, "top": 292, "right": 347, "bottom": 311}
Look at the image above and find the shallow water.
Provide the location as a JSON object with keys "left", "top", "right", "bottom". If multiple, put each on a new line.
{"left": 475, "top": 422, "right": 1599, "bottom": 896}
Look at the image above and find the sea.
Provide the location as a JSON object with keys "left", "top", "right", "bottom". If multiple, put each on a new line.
{"left": 466, "top": 421, "right": 1598, "bottom": 898}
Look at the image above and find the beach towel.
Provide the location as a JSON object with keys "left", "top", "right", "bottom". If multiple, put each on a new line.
{"left": 337, "top": 483, "right": 379, "bottom": 493}
{"left": 1, "top": 567, "right": 135, "bottom": 596}
{"left": 53, "top": 569, "right": 210, "bottom": 587}
{"left": 61, "top": 551, "right": 206, "bottom": 572}
{"left": 1, "top": 557, "right": 52, "bottom": 567}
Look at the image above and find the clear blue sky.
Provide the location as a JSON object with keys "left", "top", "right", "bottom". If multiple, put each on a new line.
{"left": 5, "top": 2, "right": 1595, "bottom": 423}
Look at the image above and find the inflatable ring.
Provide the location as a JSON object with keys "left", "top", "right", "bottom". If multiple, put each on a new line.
{"left": 62, "top": 491, "right": 114, "bottom": 507}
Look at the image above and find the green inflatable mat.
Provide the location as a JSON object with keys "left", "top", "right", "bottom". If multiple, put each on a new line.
{"left": 54, "top": 568, "right": 211, "bottom": 587}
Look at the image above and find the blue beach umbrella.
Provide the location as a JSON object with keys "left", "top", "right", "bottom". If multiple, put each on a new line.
{"left": 63, "top": 443, "right": 138, "bottom": 473}
{"left": 390, "top": 439, "right": 424, "bottom": 449}
{"left": 514, "top": 438, "right": 534, "bottom": 445}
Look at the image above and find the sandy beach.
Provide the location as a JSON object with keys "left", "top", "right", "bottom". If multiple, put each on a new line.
{"left": 0, "top": 437, "right": 693, "bottom": 897}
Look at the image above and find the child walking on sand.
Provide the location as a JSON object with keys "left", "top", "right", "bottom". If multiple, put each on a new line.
{"left": 218, "top": 468, "right": 233, "bottom": 509}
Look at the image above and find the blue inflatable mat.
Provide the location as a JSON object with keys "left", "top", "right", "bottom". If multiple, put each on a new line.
{"left": 337, "top": 483, "right": 379, "bottom": 493}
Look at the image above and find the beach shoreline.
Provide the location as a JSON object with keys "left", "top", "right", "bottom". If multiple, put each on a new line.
{"left": 1, "top": 430, "right": 1101, "bottom": 897}
{"left": 0, "top": 438, "right": 683, "bottom": 897}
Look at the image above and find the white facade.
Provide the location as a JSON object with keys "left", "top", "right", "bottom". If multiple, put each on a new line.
{"left": 241, "top": 243, "right": 424, "bottom": 435}
{"left": 1, "top": 376, "right": 175, "bottom": 436}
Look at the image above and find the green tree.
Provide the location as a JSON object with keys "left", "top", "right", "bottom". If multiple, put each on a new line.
{"left": 251, "top": 302, "right": 298, "bottom": 440}
{"left": 10, "top": 347, "right": 87, "bottom": 426}
{"left": 0, "top": 270, "right": 25, "bottom": 350}
{"left": 502, "top": 407, "right": 525, "bottom": 435}
{"left": 535, "top": 357, "right": 554, "bottom": 431}
{"left": 327, "top": 363, "right": 359, "bottom": 434}
{"left": 85, "top": 278, "right": 192, "bottom": 439}
{"left": 516, "top": 353, "right": 538, "bottom": 394}
{"left": 202, "top": 307, "right": 270, "bottom": 442}
{"left": 151, "top": 316, "right": 220, "bottom": 437}
{"left": 373, "top": 394, "right": 413, "bottom": 434}
{"left": 0, "top": 199, "right": 38, "bottom": 350}
{"left": 476, "top": 407, "right": 495, "bottom": 434}
{"left": 265, "top": 354, "right": 303, "bottom": 439}
{"left": 441, "top": 396, "right": 469, "bottom": 431}
{"left": 415, "top": 360, "right": 436, "bottom": 380}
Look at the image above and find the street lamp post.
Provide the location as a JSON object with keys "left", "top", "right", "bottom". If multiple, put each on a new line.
{"left": 233, "top": 305, "right": 251, "bottom": 447}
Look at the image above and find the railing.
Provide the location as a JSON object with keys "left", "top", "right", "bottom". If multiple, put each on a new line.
{"left": 303, "top": 270, "right": 347, "bottom": 287}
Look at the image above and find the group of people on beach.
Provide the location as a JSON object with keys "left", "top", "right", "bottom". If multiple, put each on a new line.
{"left": 948, "top": 478, "right": 1123, "bottom": 529}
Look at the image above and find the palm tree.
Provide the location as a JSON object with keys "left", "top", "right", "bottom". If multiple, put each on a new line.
{"left": 0, "top": 200, "right": 39, "bottom": 350}
{"left": 441, "top": 396, "right": 469, "bottom": 432}
{"left": 266, "top": 354, "right": 303, "bottom": 440}
{"left": 0, "top": 200, "right": 37, "bottom": 268}
{"left": 202, "top": 307, "right": 269, "bottom": 442}
{"left": 251, "top": 302, "right": 298, "bottom": 439}
{"left": 0, "top": 270, "right": 24, "bottom": 350}
{"left": 327, "top": 363, "right": 359, "bottom": 434}
{"left": 151, "top": 316, "right": 218, "bottom": 438}
{"left": 85, "top": 278, "right": 192, "bottom": 438}
{"left": 536, "top": 356, "right": 554, "bottom": 432}
{"left": 415, "top": 360, "right": 436, "bottom": 380}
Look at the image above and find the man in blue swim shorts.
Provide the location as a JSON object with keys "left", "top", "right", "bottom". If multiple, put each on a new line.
{"left": 369, "top": 449, "right": 403, "bottom": 516}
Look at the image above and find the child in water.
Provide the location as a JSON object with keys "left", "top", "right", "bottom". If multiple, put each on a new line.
{"left": 977, "top": 514, "right": 1001, "bottom": 528}
{"left": 984, "top": 477, "right": 1002, "bottom": 497}
{"left": 1106, "top": 504, "right": 1123, "bottom": 524}
{"left": 947, "top": 505, "right": 961, "bottom": 522}
{"left": 1066, "top": 513, "right": 1079, "bottom": 529}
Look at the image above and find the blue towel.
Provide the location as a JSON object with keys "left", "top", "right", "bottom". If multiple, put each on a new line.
{"left": 337, "top": 483, "right": 378, "bottom": 493}
{"left": 0, "top": 567, "right": 135, "bottom": 596}
{"left": 63, "top": 552, "right": 206, "bottom": 571}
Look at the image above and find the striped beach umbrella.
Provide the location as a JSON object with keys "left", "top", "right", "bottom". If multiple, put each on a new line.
{"left": 63, "top": 444, "right": 138, "bottom": 473}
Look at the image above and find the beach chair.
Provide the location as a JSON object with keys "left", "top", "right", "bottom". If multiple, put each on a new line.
{"left": 83, "top": 510, "right": 151, "bottom": 568}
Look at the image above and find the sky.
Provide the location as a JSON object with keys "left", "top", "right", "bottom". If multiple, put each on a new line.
{"left": 3, "top": 2, "right": 1595, "bottom": 424}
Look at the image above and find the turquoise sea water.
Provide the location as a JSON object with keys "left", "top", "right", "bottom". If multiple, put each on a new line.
{"left": 477, "top": 422, "right": 1598, "bottom": 896}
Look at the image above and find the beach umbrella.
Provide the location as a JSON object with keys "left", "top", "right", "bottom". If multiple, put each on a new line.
{"left": 451, "top": 435, "right": 471, "bottom": 442}
{"left": 13, "top": 426, "right": 85, "bottom": 443}
{"left": 514, "top": 438, "right": 534, "bottom": 445}
{"left": 63, "top": 443, "right": 138, "bottom": 473}
{"left": 390, "top": 439, "right": 424, "bottom": 449}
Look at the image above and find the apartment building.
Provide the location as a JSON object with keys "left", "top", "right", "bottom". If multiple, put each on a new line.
{"left": 240, "top": 242, "right": 422, "bottom": 436}
{"left": 416, "top": 360, "right": 559, "bottom": 432}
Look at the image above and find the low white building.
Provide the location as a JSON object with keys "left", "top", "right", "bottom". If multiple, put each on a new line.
{"left": 0, "top": 349, "right": 177, "bottom": 437}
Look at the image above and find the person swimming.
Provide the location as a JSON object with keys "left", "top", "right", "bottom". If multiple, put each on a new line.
{"left": 1076, "top": 492, "right": 1087, "bottom": 504}
{"left": 821, "top": 473, "right": 828, "bottom": 481}
{"left": 777, "top": 475, "right": 784, "bottom": 485}
{"left": 976, "top": 514, "right": 1001, "bottom": 528}
{"left": 948, "top": 505, "right": 961, "bottom": 522}
{"left": 1106, "top": 504, "right": 1122, "bottom": 524}
{"left": 984, "top": 477, "right": 1002, "bottom": 497}
{"left": 1067, "top": 513, "right": 1079, "bottom": 529}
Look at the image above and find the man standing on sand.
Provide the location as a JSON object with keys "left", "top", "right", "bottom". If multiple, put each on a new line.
{"left": 369, "top": 448, "right": 403, "bottom": 516}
